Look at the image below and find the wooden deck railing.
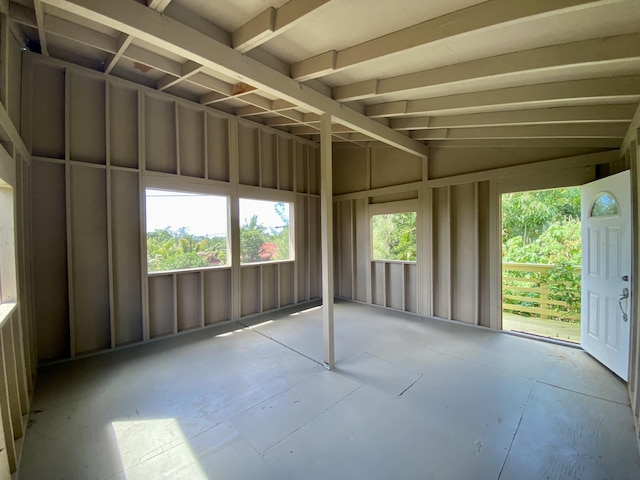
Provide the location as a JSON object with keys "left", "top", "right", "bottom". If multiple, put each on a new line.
{"left": 502, "top": 262, "right": 581, "bottom": 322}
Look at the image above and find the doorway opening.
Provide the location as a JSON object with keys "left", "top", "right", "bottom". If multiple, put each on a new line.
{"left": 501, "top": 187, "right": 581, "bottom": 344}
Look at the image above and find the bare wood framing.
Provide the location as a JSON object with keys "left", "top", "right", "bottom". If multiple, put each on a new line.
{"left": 366, "top": 76, "right": 640, "bottom": 118}
{"left": 33, "top": 0, "right": 48, "bottom": 55}
{"left": 40, "top": 0, "right": 427, "bottom": 158}
{"left": 333, "top": 33, "right": 640, "bottom": 102}
{"left": 291, "top": 0, "right": 604, "bottom": 81}
{"left": 390, "top": 105, "right": 638, "bottom": 131}
{"left": 320, "top": 113, "right": 334, "bottom": 369}
{"left": 104, "top": 34, "right": 133, "bottom": 75}
{"left": 233, "top": 0, "right": 331, "bottom": 53}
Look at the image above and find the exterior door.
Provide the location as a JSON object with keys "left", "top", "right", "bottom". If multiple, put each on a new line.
{"left": 581, "top": 170, "right": 631, "bottom": 381}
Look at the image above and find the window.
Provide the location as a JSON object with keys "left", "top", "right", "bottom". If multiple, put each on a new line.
{"left": 0, "top": 182, "right": 16, "bottom": 305}
{"left": 145, "top": 189, "right": 229, "bottom": 273}
{"left": 371, "top": 211, "right": 417, "bottom": 262}
{"left": 590, "top": 192, "right": 619, "bottom": 217}
{"left": 239, "top": 199, "right": 292, "bottom": 264}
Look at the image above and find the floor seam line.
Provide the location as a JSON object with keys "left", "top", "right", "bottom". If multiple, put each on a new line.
{"left": 497, "top": 382, "right": 534, "bottom": 480}
{"left": 237, "top": 321, "right": 324, "bottom": 367}
{"left": 258, "top": 383, "right": 365, "bottom": 457}
{"left": 535, "top": 379, "right": 629, "bottom": 406}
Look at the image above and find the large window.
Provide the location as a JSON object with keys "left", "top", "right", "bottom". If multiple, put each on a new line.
{"left": 145, "top": 189, "right": 229, "bottom": 273}
{"left": 0, "top": 182, "right": 16, "bottom": 304}
{"left": 371, "top": 211, "right": 417, "bottom": 262}
{"left": 239, "top": 199, "right": 292, "bottom": 264}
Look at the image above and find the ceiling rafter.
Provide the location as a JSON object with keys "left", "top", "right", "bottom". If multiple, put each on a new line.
{"left": 40, "top": 0, "right": 427, "bottom": 157}
{"left": 427, "top": 138, "right": 623, "bottom": 148}
{"left": 333, "top": 32, "right": 640, "bottom": 102}
{"left": 365, "top": 76, "right": 640, "bottom": 118}
{"left": 390, "top": 105, "right": 638, "bottom": 130}
{"left": 232, "top": 0, "right": 331, "bottom": 54}
{"left": 157, "top": 60, "right": 203, "bottom": 91}
{"left": 408, "top": 123, "right": 628, "bottom": 141}
{"left": 33, "top": 0, "right": 48, "bottom": 55}
{"left": 104, "top": 0, "right": 174, "bottom": 75}
{"left": 290, "top": 0, "right": 608, "bottom": 81}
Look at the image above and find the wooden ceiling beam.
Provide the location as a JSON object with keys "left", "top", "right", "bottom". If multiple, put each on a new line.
{"left": 333, "top": 33, "right": 640, "bottom": 102}
{"left": 233, "top": 0, "right": 332, "bottom": 54}
{"left": 147, "top": 0, "right": 173, "bottom": 11}
{"left": 409, "top": 123, "right": 629, "bottom": 141}
{"left": 391, "top": 105, "right": 638, "bottom": 130}
{"left": 291, "top": 0, "right": 607, "bottom": 81}
{"left": 366, "top": 76, "right": 640, "bottom": 118}
{"left": 426, "top": 138, "right": 622, "bottom": 148}
{"left": 34, "top": 0, "right": 49, "bottom": 55}
{"left": 41, "top": 0, "right": 427, "bottom": 157}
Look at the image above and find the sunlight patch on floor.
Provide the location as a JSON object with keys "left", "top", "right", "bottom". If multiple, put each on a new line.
{"left": 112, "top": 418, "right": 207, "bottom": 479}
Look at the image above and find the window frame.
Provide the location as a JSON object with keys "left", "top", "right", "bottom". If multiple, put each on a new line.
{"left": 143, "top": 177, "right": 232, "bottom": 275}
{"left": 369, "top": 199, "right": 418, "bottom": 263}
{"left": 238, "top": 191, "right": 296, "bottom": 266}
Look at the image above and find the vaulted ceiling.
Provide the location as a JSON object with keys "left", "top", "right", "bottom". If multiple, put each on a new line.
{"left": 7, "top": 0, "right": 640, "bottom": 158}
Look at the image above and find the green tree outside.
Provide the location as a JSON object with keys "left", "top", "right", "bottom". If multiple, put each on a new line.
{"left": 372, "top": 212, "right": 417, "bottom": 261}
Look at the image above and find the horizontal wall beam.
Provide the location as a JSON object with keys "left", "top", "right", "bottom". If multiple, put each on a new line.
{"left": 41, "top": 0, "right": 428, "bottom": 157}
{"left": 333, "top": 33, "right": 640, "bottom": 102}
{"left": 291, "top": 0, "right": 607, "bottom": 81}
{"left": 390, "top": 105, "right": 638, "bottom": 130}
{"left": 365, "top": 76, "right": 640, "bottom": 118}
{"left": 426, "top": 138, "right": 622, "bottom": 148}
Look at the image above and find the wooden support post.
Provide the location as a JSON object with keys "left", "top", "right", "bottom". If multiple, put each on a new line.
{"left": 320, "top": 113, "right": 334, "bottom": 369}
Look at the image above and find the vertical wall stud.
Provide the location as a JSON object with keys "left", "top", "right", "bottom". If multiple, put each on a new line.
{"left": 489, "top": 179, "right": 501, "bottom": 330}
{"left": 474, "top": 182, "right": 480, "bottom": 326}
{"left": 229, "top": 119, "right": 241, "bottom": 320}
{"left": 447, "top": 185, "right": 452, "bottom": 320}
{"left": 139, "top": 91, "right": 150, "bottom": 341}
{"left": 64, "top": 69, "right": 75, "bottom": 357}
{"left": 320, "top": 113, "right": 334, "bottom": 369}
{"left": 105, "top": 82, "right": 116, "bottom": 348}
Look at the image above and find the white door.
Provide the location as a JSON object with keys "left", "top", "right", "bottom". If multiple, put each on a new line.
{"left": 581, "top": 170, "right": 631, "bottom": 380}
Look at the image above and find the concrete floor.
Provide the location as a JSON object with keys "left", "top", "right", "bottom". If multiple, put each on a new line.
{"left": 18, "top": 301, "right": 640, "bottom": 479}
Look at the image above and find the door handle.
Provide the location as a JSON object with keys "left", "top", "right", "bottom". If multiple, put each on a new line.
{"left": 619, "top": 287, "right": 629, "bottom": 322}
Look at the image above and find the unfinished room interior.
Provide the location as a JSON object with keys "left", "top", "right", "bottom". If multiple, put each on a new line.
{"left": 1, "top": 0, "right": 640, "bottom": 478}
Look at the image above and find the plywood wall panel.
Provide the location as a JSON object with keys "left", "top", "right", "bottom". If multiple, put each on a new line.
{"left": 70, "top": 166, "right": 110, "bottom": 353}
{"left": 203, "top": 269, "right": 231, "bottom": 325}
{"left": 109, "top": 85, "right": 138, "bottom": 168}
{"left": 371, "top": 262, "right": 385, "bottom": 306}
{"left": 433, "top": 186, "right": 450, "bottom": 319}
{"left": 296, "top": 143, "right": 307, "bottom": 193}
{"left": 31, "top": 63, "right": 64, "bottom": 159}
{"left": 149, "top": 275, "right": 174, "bottom": 337}
{"left": 451, "top": 183, "right": 477, "bottom": 324}
{"left": 240, "top": 266, "right": 260, "bottom": 316}
{"left": 405, "top": 264, "right": 417, "bottom": 313}
{"left": 308, "top": 148, "right": 319, "bottom": 195}
{"left": 31, "top": 162, "right": 69, "bottom": 361}
{"left": 278, "top": 137, "right": 292, "bottom": 191}
{"left": 238, "top": 124, "right": 258, "bottom": 186}
{"left": 69, "top": 74, "right": 105, "bottom": 164}
{"left": 178, "top": 106, "right": 205, "bottom": 178}
{"left": 261, "top": 264, "right": 277, "bottom": 312}
{"left": 296, "top": 194, "right": 308, "bottom": 302}
{"left": 308, "top": 197, "right": 321, "bottom": 299}
{"left": 145, "top": 96, "right": 176, "bottom": 174}
{"left": 206, "top": 115, "right": 229, "bottom": 182}
{"left": 354, "top": 199, "right": 368, "bottom": 302}
{"left": 177, "top": 273, "right": 201, "bottom": 331}
{"left": 279, "top": 262, "right": 294, "bottom": 307}
{"left": 477, "top": 181, "right": 492, "bottom": 328}
{"left": 370, "top": 147, "right": 422, "bottom": 189}
{"left": 260, "top": 131, "right": 277, "bottom": 189}
{"left": 386, "top": 263, "right": 404, "bottom": 310}
{"left": 111, "top": 170, "right": 142, "bottom": 345}
{"left": 332, "top": 146, "right": 366, "bottom": 194}
{"left": 338, "top": 201, "right": 353, "bottom": 299}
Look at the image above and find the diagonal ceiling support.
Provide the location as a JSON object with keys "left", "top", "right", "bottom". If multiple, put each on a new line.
{"left": 333, "top": 32, "right": 640, "bottom": 102}
{"left": 33, "top": 0, "right": 48, "bottom": 55}
{"left": 366, "top": 76, "right": 640, "bottom": 118}
{"left": 291, "top": 0, "right": 611, "bottom": 81}
{"left": 233, "top": 0, "right": 332, "bottom": 53}
{"left": 41, "top": 0, "right": 427, "bottom": 157}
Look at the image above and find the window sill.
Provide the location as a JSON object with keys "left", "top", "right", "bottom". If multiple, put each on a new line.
{"left": 0, "top": 302, "right": 16, "bottom": 328}
{"left": 147, "top": 265, "right": 232, "bottom": 276}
